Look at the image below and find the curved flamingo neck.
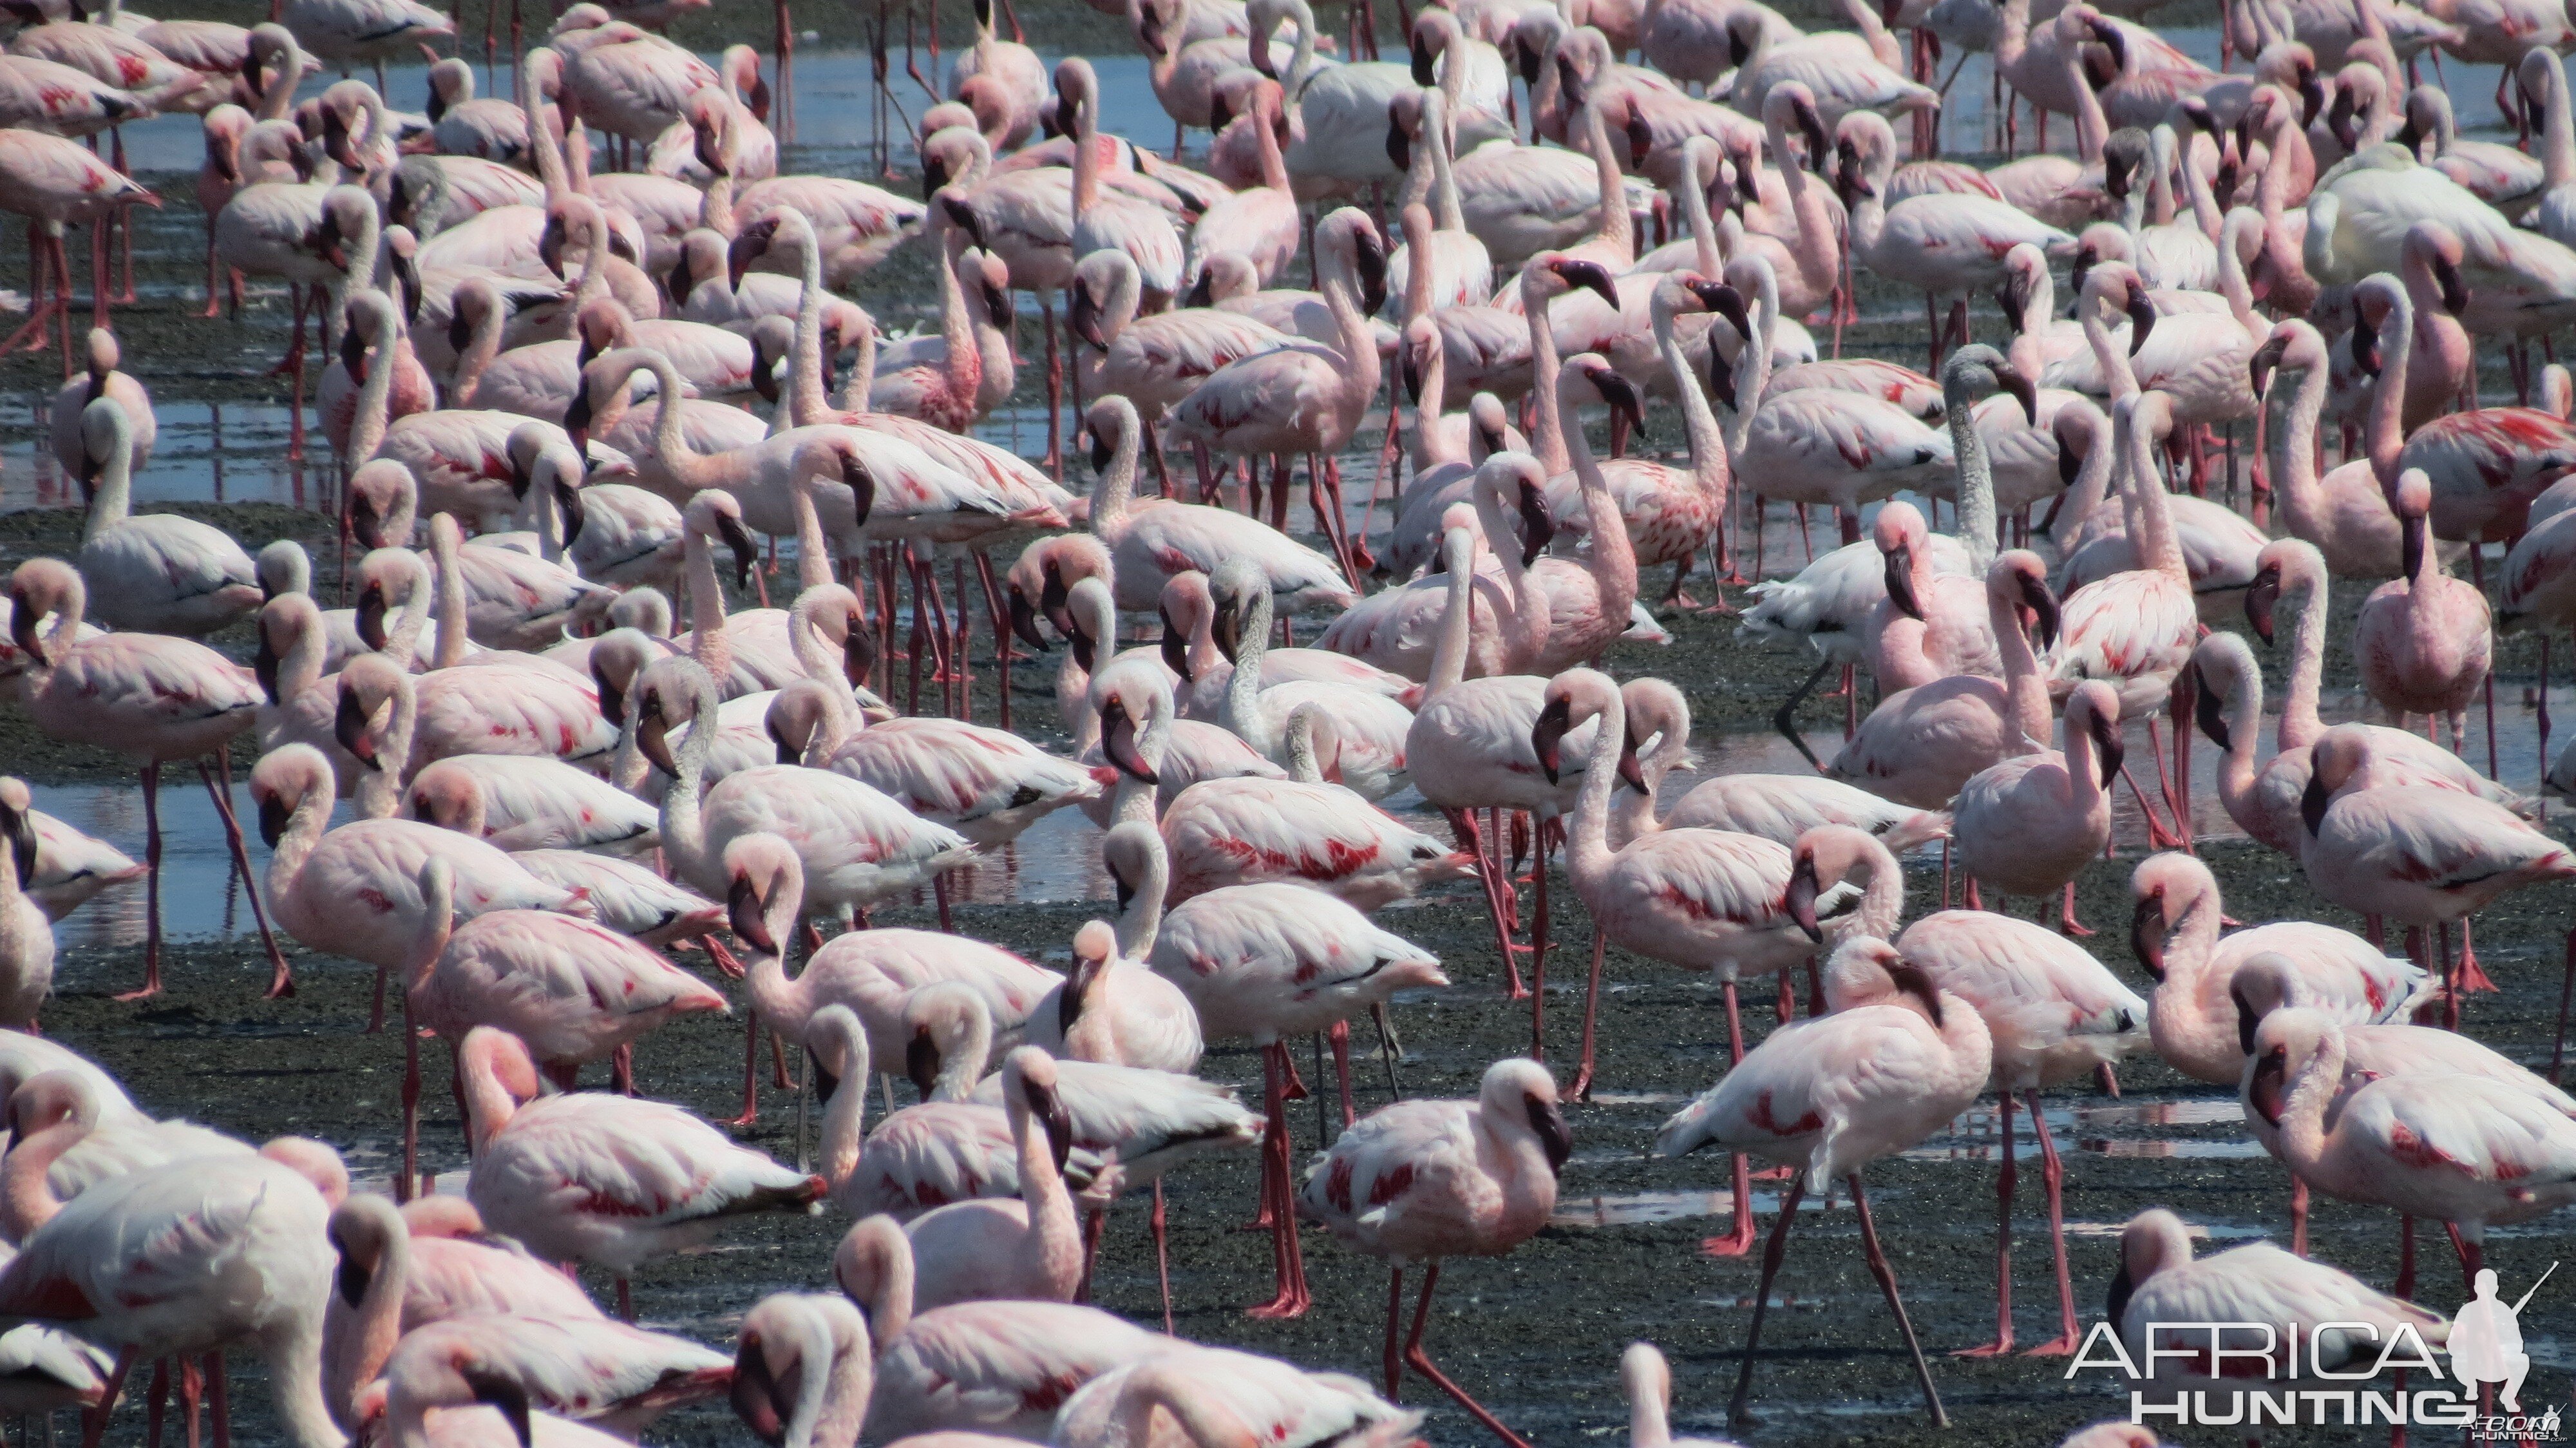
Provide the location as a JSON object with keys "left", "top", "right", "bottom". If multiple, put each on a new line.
{"left": 1943, "top": 376, "right": 1998, "bottom": 573}
{"left": 1220, "top": 584, "right": 1274, "bottom": 749}
{"left": 1422, "top": 526, "right": 1479, "bottom": 699}
{"left": 2212, "top": 654, "right": 2262, "bottom": 821}
{"left": 2363, "top": 292, "right": 2412, "bottom": 486}
{"left": 0, "top": 1102, "right": 92, "bottom": 1239}
{"left": 80, "top": 410, "right": 134, "bottom": 540}
{"left": 656, "top": 671, "right": 721, "bottom": 887}
{"left": 1560, "top": 381, "right": 1640, "bottom": 626}
{"left": 1088, "top": 419, "right": 1141, "bottom": 531}
{"left": 332, "top": 1221, "right": 412, "bottom": 1427}
{"left": 1656, "top": 300, "right": 1730, "bottom": 519}
{"left": 354, "top": 676, "right": 417, "bottom": 819}
{"left": 1986, "top": 571, "right": 2049, "bottom": 747}
{"left": 2061, "top": 698, "right": 2109, "bottom": 814}
{"left": 932, "top": 233, "right": 983, "bottom": 408}
{"left": 1470, "top": 480, "right": 1548, "bottom": 666}
{"left": 2267, "top": 353, "right": 2329, "bottom": 552}
{"left": 2541, "top": 57, "right": 2576, "bottom": 189}
{"left": 2274, "top": 1026, "right": 2347, "bottom": 1183}
{"left": 1765, "top": 115, "right": 1841, "bottom": 300}
{"left": 2276, "top": 557, "right": 2332, "bottom": 755}
{"left": 456, "top": 1040, "right": 522, "bottom": 1152}
{"left": 348, "top": 308, "right": 397, "bottom": 463}
{"left": 2118, "top": 406, "right": 2188, "bottom": 583}
{"left": 1005, "top": 1076, "right": 1081, "bottom": 1284}
{"left": 451, "top": 289, "right": 505, "bottom": 401}
{"left": 1562, "top": 676, "right": 1626, "bottom": 900}
{"left": 1426, "top": 96, "right": 1464, "bottom": 231}
{"left": 1578, "top": 101, "right": 1631, "bottom": 265}
{"left": 2079, "top": 281, "right": 2140, "bottom": 401}
{"left": 1520, "top": 265, "right": 1570, "bottom": 473}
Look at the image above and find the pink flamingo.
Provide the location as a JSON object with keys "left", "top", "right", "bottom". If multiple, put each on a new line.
{"left": 764, "top": 678, "right": 1101, "bottom": 846}
{"left": 726, "top": 1294, "right": 871, "bottom": 1448}
{"left": 1052, "top": 1344, "right": 1423, "bottom": 1448}
{"left": 2355, "top": 468, "right": 2492, "bottom": 751}
{"left": 16, "top": 804, "right": 141, "bottom": 925}
{"left": 1661, "top": 774, "right": 1949, "bottom": 851}
{"left": 2043, "top": 391, "right": 2199, "bottom": 846}
{"left": 457, "top": 1025, "right": 820, "bottom": 1318}
{"left": 366, "top": 1320, "right": 652, "bottom": 1448}
{"left": 897, "top": 1045, "right": 1084, "bottom": 1312}
{"left": 1160, "top": 569, "right": 1421, "bottom": 718}
{"left": 867, "top": 219, "right": 987, "bottom": 433}
{"left": 726, "top": 835, "right": 1057, "bottom": 1123}
{"left": 406, "top": 756, "right": 660, "bottom": 857}
{"left": 0, "top": 129, "right": 154, "bottom": 362}
{"left": 1322, "top": 464, "right": 1555, "bottom": 684}
{"left": 2298, "top": 735, "right": 2575, "bottom": 1013}
{"left": 0, "top": 1071, "right": 252, "bottom": 1242}
{"left": 2237, "top": 950, "right": 2573, "bottom": 1252}
{"left": 1950, "top": 681, "right": 2121, "bottom": 933}
{"left": 0, "top": 1142, "right": 349, "bottom": 1448}
{"left": 0, "top": 781, "right": 52, "bottom": 1031}
{"left": 833, "top": 1216, "right": 1173, "bottom": 1442}
{"left": 2130, "top": 850, "right": 2427, "bottom": 1086}
{"left": 2248, "top": 1008, "right": 2576, "bottom": 1291}
{"left": 2248, "top": 326, "right": 2409, "bottom": 580}
{"left": 2106, "top": 1208, "right": 2448, "bottom": 1387}
{"left": 1882, "top": 888, "right": 2149, "bottom": 1357}
{"left": 48, "top": 329, "right": 153, "bottom": 481}
{"left": 1207, "top": 560, "right": 1415, "bottom": 798}
{"left": 810, "top": 999, "right": 1061, "bottom": 1223}
{"left": 1119, "top": 828, "right": 1446, "bottom": 1317}
{"left": 1163, "top": 207, "right": 1387, "bottom": 567}
{"left": 1826, "top": 551, "right": 2058, "bottom": 809}
{"left": 365, "top": 1315, "right": 721, "bottom": 1437}
{"left": 250, "top": 743, "right": 591, "bottom": 1031}
{"left": 319, "top": 1194, "right": 603, "bottom": 1428}
{"left": 1864, "top": 499, "right": 2000, "bottom": 693}
{"left": 1620, "top": 1342, "right": 1738, "bottom": 1448}
{"left": 1297, "top": 1056, "right": 1567, "bottom": 1447}
{"left": 397, "top": 855, "right": 728, "bottom": 1190}
{"left": 8, "top": 557, "right": 284, "bottom": 1000}
{"left": 1656, "top": 938, "right": 1987, "bottom": 1430}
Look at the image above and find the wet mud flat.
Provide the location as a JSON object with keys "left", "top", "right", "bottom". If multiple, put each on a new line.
{"left": 39, "top": 832, "right": 2576, "bottom": 1448}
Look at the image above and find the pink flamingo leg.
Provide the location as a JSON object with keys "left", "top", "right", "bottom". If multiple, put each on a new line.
{"left": 401, "top": 995, "right": 422, "bottom": 1203}
{"left": 1150, "top": 1181, "right": 1174, "bottom": 1335}
{"left": 114, "top": 760, "right": 164, "bottom": 1002}
{"left": 2020, "top": 1089, "right": 2080, "bottom": 1356}
{"left": 1725, "top": 1168, "right": 1806, "bottom": 1428}
{"left": 1397, "top": 1261, "right": 1535, "bottom": 1448}
{"left": 1954, "top": 1090, "right": 2017, "bottom": 1357}
{"left": 1444, "top": 808, "right": 1530, "bottom": 998}
{"left": 2289, "top": 1174, "right": 2309, "bottom": 1256}
{"left": 1328, "top": 1020, "right": 1354, "bottom": 1129}
{"left": 82, "top": 1348, "right": 136, "bottom": 1448}
{"left": 1247, "top": 1043, "right": 1309, "bottom": 1318}
{"left": 730, "top": 1002, "right": 762, "bottom": 1128}
{"left": 200, "top": 748, "right": 292, "bottom": 996}
{"left": 1849, "top": 1174, "right": 1947, "bottom": 1426}
{"left": 1701, "top": 982, "right": 1758, "bottom": 1257}
{"left": 1571, "top": 933, "right": 1607, "bottom": 1102}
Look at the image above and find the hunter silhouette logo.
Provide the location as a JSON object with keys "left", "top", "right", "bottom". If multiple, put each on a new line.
{"left": 2450, "top": 1264, "right": 2561, "bottom": 1441}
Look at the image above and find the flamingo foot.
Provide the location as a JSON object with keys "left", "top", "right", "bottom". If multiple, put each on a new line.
{"left": 2020, "top": 1333, "right": 2081, "bottom": 1358}
{"left": 1701, "top": 1222, "right": 1757, "bottom": 1257}
{"left": 1951, "top": 1337, "right": 2014, "bottom": 1358}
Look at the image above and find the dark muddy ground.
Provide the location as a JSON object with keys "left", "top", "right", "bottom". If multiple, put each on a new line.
{"left": 4, "top": 28, "right": 2572, "bottom": 1445}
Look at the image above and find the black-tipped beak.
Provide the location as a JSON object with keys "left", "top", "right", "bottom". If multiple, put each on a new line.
{"left": 356, "top": 580, "right": 390, "bottom": 651}
{"left": 463, "top": 1372, "right": 533, "bottom": 1448}
{"left": 1530, "top": 694, "right": 1573, "bottom": 784}
{"left": 905, "top": 1029, "right": 940, "bottom": 1096}
{"left": 1184, "top": 269, "right": 1213, "bottom": 308}
{"left": 728, "top": 874, "right": 776, "bottom": 953}
{"left": 2124, "top": 287, "right": 2157, "bottom": 356}
{"left": 1517, "top": 478, "right": 1555, "bottom": 567}
{"left": 2088, "top": 705, "right": 2123, "bottom": 788}
{"left": 2000, "top": 367, "right": 2038, "bottom": 426}
{"left": 2434, "top": 253, "right": 2468, "bottom": 317}
{"left": 1557, "top": 258, "right": 1618, "bottom": 311}
{"left": 2193, "top": 663, "right": 2230, "bottom": 752}
{"left": 339, "top": 323, "right": 368, "bottom": 385}
{"left": 334, "top": 681, "right": 381, "bottom": 770}
{"left": 1557, "top": 53, "right": 1586, "bottom": 109}
{"left": 638, "top": 695, "right": 677, "bottom": 778}
{"left": 2401, "top": 510, "right": 2425, "bottom": 582}
{"left": 1103, "top": 698, "right": 1157, "bottom": 785}
{"left": 1525, "top": 1091, "right": 1572, "bottom": 1174}
{"left": 840, "top": 454, "right": 877, "bottom": 529}
{"left": 729, "top": 1334, "right": 788, "bottom": 1447}
{"left": 7, "top": 591, "right": 40, "bottom": 669}
{"left": 1689, "top": 278, "right": 1752, "bottom": 347}
{"left": 254, "top": 628, "right": 282, "bottom": 703}
{"left": 2232, "top": 986, "right": 2261, "bottom": 1057}
{"left": 256, "top": 791, "right": 290, "bottom": 849}
{"left": 1353, "top": 227, "right": 1389, "bottom": 316}
{"left": 1785, "top": 854, "right": 1823, "bottom": 942}
{"left": 1068, "top": 282, "right": 1105, "bottom": 349}
{"left": 562, "top": 386, "right": 592, "bottom": 458}
{"left": 2248, "top": 1045, "right": 2288, "bottom": 1127}
{"left": 844, "top": 614, "right": 876, "bottom": 688}
{"left": 1210, "top": 595, "right": 1244, "bottom": 663}
{"left": 2245, "top": 564, "right": 2280, "bottom": 645}
{"left": 1007, "top": 586, "right": 1051, "bottom": 652}
{"left": 717, "top": 513, "right": 759, "bottom": 592}
{"left": 1410, "top": 28, "right": 1435, "bottom": 85}
{"left": 2248, "top": 332, "right": 2287, "bottom": 399}
{"left": 1592, "top": 367, "right": 1644, "bottom": 433}
{"left": 2018, "top": 571, "right": 2060, "bottom": 652}
{"left": 1385, "top": 112, "right": 1411, "bottom": 172}
{"left": 726, "top": 225, "right": 769, "bottom": 291}
{"left": 1159, "top": 604, "right": 1191, "bottom": 681}
{"left": 1028, "top": 1077, "right": 1074, "bottom": 1170}
{"left": 2129, "top": 891, "right": 2163, "bottom": 979}
{"left": 1882, "top": 540, "right": 1923, "bottom": 620}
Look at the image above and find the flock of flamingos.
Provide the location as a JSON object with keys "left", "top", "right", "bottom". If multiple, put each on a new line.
{"left": 6, "top": 0, "right": 2576, "bottom": 1436}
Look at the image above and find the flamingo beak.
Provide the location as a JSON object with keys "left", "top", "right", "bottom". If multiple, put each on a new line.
{"left": 1524, "top": 1091, "right": 1571, "bottom": 1174}
{"left": 2087, "top": 705, "right": 2123, "bottom": 788}
{"left": 462, "top": 1372, "right": 533, "bottom": 1448}
{"left": 1159, "top": 604, "right": 1192, "bottom": 681}
{"left": 728, "top": 1336, "right": 791, "bottom": 1448}
{"left": 2245, "top": 564, "right": 2280, "bottom": 645}
{"left": 1530, "top": 694, "right": 1573, "bottom": 785}
{"left": 2192, "top": 663, "right": 2230, "bottom": 752}
{"left": 2300, "top": 771, "right": 2332, "bottom": 837}
{"left": 1882, "top": 540, "right": 1924, "bottom": 620}
{"left": 1784, "top": 853, "right": 1823, "bottom": 942}
{"left": 256, "top": 791, "right": 290, "bottom": 848}
{"left": 1007, "top": 586, "right": 1052, "bottom": 652}
{"left": 1102, "top": 698, "right": 1156, "bottom": 785}
{"left": 2247, "top": 1045, "right": 2289, "bottom": 1127}
{"left": 728, "top": 873, "right": 776, "bottom": 954}
{"left": 0, "top": 792, "right": 33, "bottom": 891}
{"left": 334, "top": 682, "right": 381, "bottom": 770}
{"left": 716, "top": 513, "right": 759, "bottom": 592}
{"left": 2129, "top": 891, "right": 2164, "bottom": 979}
{"left": 1518, "top": 478, "right": 1555, "bottom": 567}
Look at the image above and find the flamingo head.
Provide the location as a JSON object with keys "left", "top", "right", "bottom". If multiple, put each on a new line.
{"left": 407, "top": 766, "right": 480, "bottom": 835}
{"left": 2243, "top": 553, "right": 2289, "bottom": 647}
{"left": 723, "top": 834, "right": 800, "bottom": 955}
{"left": 1003, "top": 1047, "right": 1075, "bottom": 1170}
{"left": 2405, "top": 221, "right": 2470, "bottom": 317}
{"left": 1564, "top": 354, "right": 1643, "bottom": 433}
{"left": 2070, "top": 681, "right": 2123, "bottom": 788}
{"left": 1874, "top": 501, "right": 1926, "bottom": 621}
{"left": 2241, "top": 1011, "right": 2336, "bottom": 1130}
{"left": 2227, "top": 952, "right": 2310, "bottom": 1057}
{"left": 2190, "top": 654, "right": 2231, "bottom": 754}
{"left": 2126, "top": 852, "right": 2210, "bottom": 980}
{"left": 1989, "top": 551, "right": 2058, "bottom": 653}
{"left": 633, "top": 657, "right": 710, "bottom": 778}
{"left": 334, "top": 665, "right": 385, "bottom": 772}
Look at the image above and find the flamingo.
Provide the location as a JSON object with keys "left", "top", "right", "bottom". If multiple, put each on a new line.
{"left": 1060, "top": 58, "right": 1187, "bottom": 308}
{"left": 1825, "top": 551, "right": 2058, "bottom": 808}
{"left": 0, "top": 782, "right": 51, "bottom": 1031}
{"left": 8, "top": 557, "right": 285, "bottom": 1000}
{"left": 1950, "top": 680, "right": 2122, "bottom": 933}
{"left": 2354, "top": 468, "right": 2492, "bottom": 750}
{"left": 766, "top": 673, "right": 1100, "bottom": 846}
{"left": 1089, "top": 394, "right": 1358, "bottom": 612}
{"left": 15, "top": 805, "right": 141, "bottom": 925}
{"left": 1838, "top": 110, "right": 2074, "bottom": 366}
{"left": 887, "top": 1044, "right": 1084, "bottom": 1312}
{"left": 47, "top": 328, "right": 153, "bottom": 481}
{"left": 1656, "top": 938, "right": 1987, "bottom": 1431}
{"left": 1208, "top": 559, "right": 1414, "bottom": 798}
{"left": 1053, "top": 1343, "right": 1422, "bottom": 1448}
{"left": 0, "top": 1143, "right": 350, "bottom": 1448}
{"left": 457, "top": 1024, "right": 819, "bottom": 1317}
{"left": 317, "top": 1194, "right": 604, "bottom": 1427}
{"left": 2247, "top": 1008, "right": 2576, "bottom": 1290}
{"left": 0, "top": 128, "right": 155, "bottom": 363}
{"left": 2248, "top": 319, "right": 2410, "bottom": 578}
{"left": 396, "top": 853, "right": 728, "bottom": 1185}
{"left": 2105, "top": 1207, "right": 2448, "bottom": 1389}
{"left": 67, "top": 397, "right": 259, "bottom": 637}
{"left": 1164, "top": 207, "right": 1386, "bottom": 570}
{"left": 1884, "top": 892, "right": 2147, "bottom": 1357}
{"left": 1295, "top": 1057, "right": 1565, "bottom": 1445}
{"left": 1158, "top": 569, "right": 1421, "bottom": 717}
